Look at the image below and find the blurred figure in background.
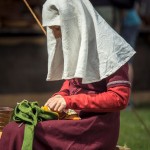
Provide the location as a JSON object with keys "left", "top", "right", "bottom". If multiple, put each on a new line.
{"left": 113, "top": 0, "right": 142, "bottom": 108}
{"left": 120, "top": 0, "right": 142, "bottom": 84}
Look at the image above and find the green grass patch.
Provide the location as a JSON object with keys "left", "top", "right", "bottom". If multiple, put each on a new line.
{"left": 118, "top": 108, "right": 150, "bottom": 150}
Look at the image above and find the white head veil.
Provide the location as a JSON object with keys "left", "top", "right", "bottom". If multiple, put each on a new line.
{"left": 42, "top": 0, "right": 135, "bottom": 84}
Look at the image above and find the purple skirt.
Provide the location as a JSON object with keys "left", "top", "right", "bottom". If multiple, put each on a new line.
{"left": 0, "top": 112, "right": 120, "bottom": 150}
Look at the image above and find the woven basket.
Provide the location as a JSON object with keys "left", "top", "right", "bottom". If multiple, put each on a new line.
{"left": 0, "top": 107, "right": 14, "bottom": 131}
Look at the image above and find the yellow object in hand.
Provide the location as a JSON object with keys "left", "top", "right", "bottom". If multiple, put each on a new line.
{"left": 41, "top": 106, "right": 81, "bottom": 120}
{"left": 41, "top": 106, "right": 60, "bottom": 118}
{"left": 41, "top": 106, "right": 50, "bottom": 112}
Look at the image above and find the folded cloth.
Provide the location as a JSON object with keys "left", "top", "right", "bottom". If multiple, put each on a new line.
{"left": 13, "top": 100, "right": 59, "bottom": 150}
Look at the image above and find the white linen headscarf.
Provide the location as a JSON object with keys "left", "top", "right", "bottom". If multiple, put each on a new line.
{"left": 42, "top": 0, "right": 135, "bottom": 84}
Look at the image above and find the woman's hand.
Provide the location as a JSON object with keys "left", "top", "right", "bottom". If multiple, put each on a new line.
{"left": 45, "top": 95, "right": 66, "bottom": 112}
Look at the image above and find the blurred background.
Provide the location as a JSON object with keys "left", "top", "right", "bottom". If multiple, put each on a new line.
{"left": 0, "top": 0, "right": 64, "bottom": 106}
{"left": 0, "top": 0, "right": 150, "bottom": 149}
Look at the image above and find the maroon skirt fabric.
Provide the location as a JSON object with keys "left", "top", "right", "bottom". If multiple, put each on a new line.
{"left": 0, "top": 112, "right": 120, "bottom": 150}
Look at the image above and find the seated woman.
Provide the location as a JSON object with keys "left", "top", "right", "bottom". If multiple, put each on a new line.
{"left": 0, "top": 0, "right": 135, "bottom": 150}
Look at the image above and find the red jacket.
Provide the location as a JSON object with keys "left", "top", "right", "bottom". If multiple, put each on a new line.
{"left": 55, "top": 63, "right": 131, "bottom": 112}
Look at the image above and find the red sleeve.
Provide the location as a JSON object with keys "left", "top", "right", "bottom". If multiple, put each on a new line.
{"left": 53, "top": 80, "right": 70, "bottom": 96}
{"left": 63, "top": 64, "right": 131, "bottom": 112}
{"left": 64, "top": 86, "right": 130, "bottom": 112}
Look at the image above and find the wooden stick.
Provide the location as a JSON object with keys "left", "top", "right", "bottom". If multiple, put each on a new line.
{"left": 23, "top": 0, "right": 47, "bottom": 36}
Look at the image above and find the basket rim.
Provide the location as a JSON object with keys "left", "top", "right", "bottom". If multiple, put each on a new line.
{"left": 0, "top": 107, "right": 14, "bottom": 112}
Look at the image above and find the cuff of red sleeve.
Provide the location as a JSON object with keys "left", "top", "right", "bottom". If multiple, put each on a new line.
{"left": 52, "top": 90, "right": 69, "bottom": 97}
{"left": 62, "top": 96, "right": 72, "bottom": 109}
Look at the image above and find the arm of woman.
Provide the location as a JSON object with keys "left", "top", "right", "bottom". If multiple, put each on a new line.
{"left": 53, "top": 80, "right": 70, "bottom": 96}
{"left": 64, "top": 85, "right": 130, "bottom": 112}
{"left": 63, "top": 64, "right": 131, "bottom": 112}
